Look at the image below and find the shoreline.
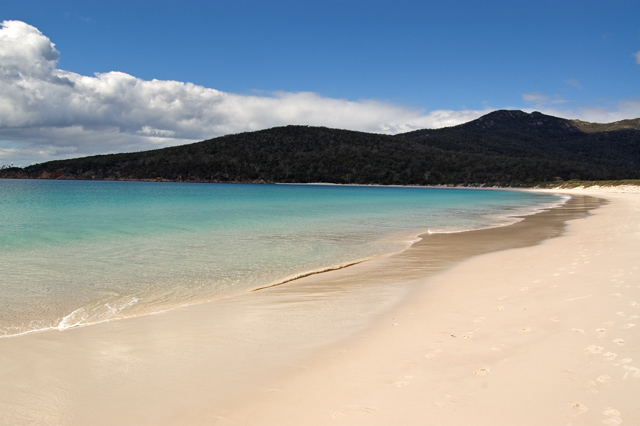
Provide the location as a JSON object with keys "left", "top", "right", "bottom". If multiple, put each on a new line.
{"left": 218, "top": 187, "right": 640, "bottom": 425}
{"left": 0, "top": 186, "right": 562, "bottom": 340}
{"left": 1, "top": 188, "right": 636, "bottom": 425}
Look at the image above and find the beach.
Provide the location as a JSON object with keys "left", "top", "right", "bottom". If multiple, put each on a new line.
{"left": 218, "top": 187, "right": 640, "bottom": 426}
{"left": 1, "top": 187, "right": 638, "bottom": 425}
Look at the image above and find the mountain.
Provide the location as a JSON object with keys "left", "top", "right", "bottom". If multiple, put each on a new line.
{"left": 400, "top": 110, "right": 640, "bottom": 171}
{"left": 1, "top": 110, "right": 639, "bottom": 186}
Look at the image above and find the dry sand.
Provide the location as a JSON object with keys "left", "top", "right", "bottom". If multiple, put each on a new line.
{"left": 1, "top": 187, "right": 638, "bottom": 425}
{"left": 218, "top": 188, "right": 640, "bottom": 426}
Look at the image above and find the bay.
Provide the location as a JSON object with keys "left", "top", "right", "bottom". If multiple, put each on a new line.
{"left": 0, "top": 180, "right": 562, "bottom": 337}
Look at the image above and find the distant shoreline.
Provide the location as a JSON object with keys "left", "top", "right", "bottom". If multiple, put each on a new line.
{"left": 3, "top": 174, "right": 639, "bottom": 192}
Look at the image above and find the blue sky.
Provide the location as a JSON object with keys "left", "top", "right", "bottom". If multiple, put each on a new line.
{"left": 1, "top": 0, "right": 639, "bottom": 166}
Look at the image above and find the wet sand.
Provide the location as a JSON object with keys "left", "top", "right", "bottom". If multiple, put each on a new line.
{"left": 1, "top": 189, "right": 637, "bottom": 425}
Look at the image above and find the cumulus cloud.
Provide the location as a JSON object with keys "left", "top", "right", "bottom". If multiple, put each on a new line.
{"left": 2, "top": 21, "right": 637, "bottom": 167}
{"left": 634, "top": 51, "right": 640, "bottom": 65}
{"left": 0, "top": 20, "right": 490, "bottom": 166}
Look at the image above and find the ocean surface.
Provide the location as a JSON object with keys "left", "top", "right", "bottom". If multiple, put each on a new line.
{"left": 0, "top": 180, "right": 564, "bottom": 338}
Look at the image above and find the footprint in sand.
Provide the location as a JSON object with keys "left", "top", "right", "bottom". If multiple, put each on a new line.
{"left": 572, "top": 328, "right": 586, "bottom": 334}
{"left": 567, "top": 402, "right": 589, "bottom": 416}
{"left": 473, "top": 317, "right": 485, "bottom": 324}
{"left": 603, "top": 407, "right": 622, "bottom": 425}
{"left": 496, "top": 306, "right": 505, "bottom": 311}
{"left": 614, "top": 358, "right": 633, "bottom": 367}
{"left": 630, "top": 301, "right": 639, "bottom": 307}
{"left": 584, "top": 345, "right": 605, "bottom": 354}
{"left": 623, "top": 323, "right": 636, "bottom": 329}
{"left": 613, "top": 338, "right": 625, "bottom": 346}
{"left": 588, "top": 375, "right": 612, "bottom": 393}
{"left": 602, "top": 407, "right": 620, "bottom": 417}
{"left": 474, "top": 368, "right": 489, "bottom": 376}
{"left": 596, "top": 328, "right": 607, "bottom": 337}
{"left": 519, "top": 328, "right": 532, "bottom": 334}
{"left": 630, "top": 315, "right": 640, "bottom": 319}
{"left": 603, "top": 352, "right": 618, "bottom": 361}
{"left": 394, "top": 375, "right": 414, "bottom": 387}
{"left": 623, "top": 365, "right": 640, "bottom": 380}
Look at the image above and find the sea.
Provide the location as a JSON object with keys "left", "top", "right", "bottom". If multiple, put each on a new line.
{"left": 0, "top": 179, "right": 565, "bottom": 338}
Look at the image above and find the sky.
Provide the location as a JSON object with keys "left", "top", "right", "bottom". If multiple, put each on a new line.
{"left": 1, "top": 0, "right": 639, "bottom": 166}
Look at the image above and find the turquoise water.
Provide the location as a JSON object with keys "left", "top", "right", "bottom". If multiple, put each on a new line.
{"left": 0, "top": 180, "right": 563, "bottom": 337}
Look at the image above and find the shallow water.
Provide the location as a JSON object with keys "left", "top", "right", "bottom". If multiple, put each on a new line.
{"left": 0, "top": 180, "right": 563, "bottom": 337}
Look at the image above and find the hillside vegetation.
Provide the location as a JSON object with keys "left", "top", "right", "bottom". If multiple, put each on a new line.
{"left": 1, "top": 110, "right": 639, "bottom": 186}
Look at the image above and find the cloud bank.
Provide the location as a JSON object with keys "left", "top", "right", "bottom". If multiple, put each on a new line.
{"left": 0, "top": 20, "right": 488, "bottom": 166}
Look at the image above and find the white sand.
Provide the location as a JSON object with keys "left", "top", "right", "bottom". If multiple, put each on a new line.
{"left": 1, "top": 187, "right": 638, "bottom": 425}
{"left": 216, "top": 188, "right": 640, "bottom": 425}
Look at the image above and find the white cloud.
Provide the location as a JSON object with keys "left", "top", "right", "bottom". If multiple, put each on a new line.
{"left": 0, "top": 21, "right": 59, "bottom": 79}
{"left": 634, "top": 51, "right": 640, "bottom": 65}
{"left": 522, "top": 92, "right": 546, "bottom": 103}
{"left": 1, "top": 21, "right": 638, "bottom": 168}
{"left": 565, "top": 78, "right": 583, "bottom": 89}
{"left": 522, "top": 91, "right": 566, "bottom": 106}
{"left": 531, "top": 97, "right": 640, "bottom": 124}
{"left": 0, "top": 20, "right": 490, "bottom": 166}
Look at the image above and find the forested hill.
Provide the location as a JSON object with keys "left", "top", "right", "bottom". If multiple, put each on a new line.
{"left": 2, "top": 110, "right": 639, "bottom": 186}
